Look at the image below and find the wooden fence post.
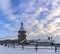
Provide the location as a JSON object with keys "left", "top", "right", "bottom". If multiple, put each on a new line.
{"left": 35, "top": 44, "right": 38, "bottom": 51}
{"left": 22, "top": 44, "right": 24, "bottom": 50}
{"left": 55, "top": 44, "right": 57, "bottom": 52}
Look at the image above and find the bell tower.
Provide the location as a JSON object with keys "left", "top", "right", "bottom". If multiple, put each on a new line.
{"left": 18, "top": 23, "right": 26, "bottom": 44}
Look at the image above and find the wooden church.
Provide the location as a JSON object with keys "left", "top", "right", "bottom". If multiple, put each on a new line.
{"left": 18, "top": 23, "right": 27, "bottom": 44}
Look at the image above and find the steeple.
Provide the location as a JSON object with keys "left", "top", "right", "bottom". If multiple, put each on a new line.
{"left": 20, "top": 23, "right": 25, "bottom": 31}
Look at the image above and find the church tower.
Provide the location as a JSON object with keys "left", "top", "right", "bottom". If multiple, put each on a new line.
{"left": 18, "top": 23, "right": 26, "bottom": 44}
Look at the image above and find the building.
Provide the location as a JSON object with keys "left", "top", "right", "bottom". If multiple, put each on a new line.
{"left": 18, "top": 23, "right": 26, "bottom": 44}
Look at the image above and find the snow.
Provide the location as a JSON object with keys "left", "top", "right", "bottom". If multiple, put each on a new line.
{"left": 0, "top": 45, "right": 60, "bottom": 54}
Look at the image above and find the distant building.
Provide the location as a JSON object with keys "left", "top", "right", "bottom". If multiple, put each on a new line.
{"left": 18, "top": 23, "right": 26, "bottom": 44}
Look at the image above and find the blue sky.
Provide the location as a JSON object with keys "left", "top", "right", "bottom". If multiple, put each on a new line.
{"left": 0, "top": 0, "right": 60, "bottom": 39}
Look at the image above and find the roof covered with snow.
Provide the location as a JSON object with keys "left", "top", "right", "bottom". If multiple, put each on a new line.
{"left": 37, "top": 39, "right": 52, "bottom": 43}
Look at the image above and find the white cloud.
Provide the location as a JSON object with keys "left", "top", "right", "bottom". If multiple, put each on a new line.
{"left": 3, "top": 24, "right": 11, "bottom": 29}
{"left": 0, "top": 0, "right": 17, "bottom": 20}
{"left": 46, "top": 18, "right": 60, "bottom": 36}
{"left": 3, "top": 23, "right": 15, "bottom": 32}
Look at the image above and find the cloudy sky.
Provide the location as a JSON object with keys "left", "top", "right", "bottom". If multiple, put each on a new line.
{"left": 0, "top": 0, "right": 60, "bottom": 39}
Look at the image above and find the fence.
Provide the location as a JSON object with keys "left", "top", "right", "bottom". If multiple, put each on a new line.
{"left": 21, "top": 43, "right": 60, "bottom": 52}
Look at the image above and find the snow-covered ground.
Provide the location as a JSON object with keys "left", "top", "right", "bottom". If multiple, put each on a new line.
{"left": 0, "top": 45, "right": 60, "bottom": 54}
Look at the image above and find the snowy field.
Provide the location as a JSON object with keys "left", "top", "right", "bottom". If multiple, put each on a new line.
{"left": 0, "top": 45, "right": 60, "bottom": 54}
